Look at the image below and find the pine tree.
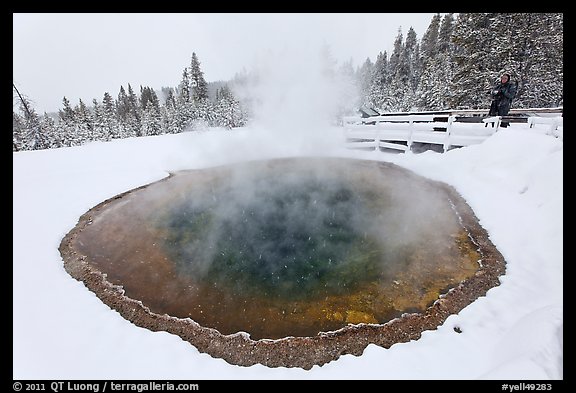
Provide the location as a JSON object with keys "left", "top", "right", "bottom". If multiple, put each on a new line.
{"left": 449, "top": 13, "right": 500, "bottom": 109}
{"left": 176, "top": 68, "right": 194, "bottom": 128}
{"left": 102, "top": 92, "right": 119, "bottom": 139}
{"left": 127, "top": 84, "right": 142, "bottom": 137}
{"left": 213, "top": 85, "right": 247, "bottom": 129}
{"left": 388, "top": 29, "right": 404, "bottom": 78}
{"left": 178, "top": 68, "right": 191, "bottom": 104}
{"left": 191, "top": 100, "right": 214, "bottom": 129}
{"left": 40, "top": 113, "right": 59, "bottom": 149}
{"left": 387, "top": 29, "right": 409, "bottom": 111}
{"left": 140, "top": 86, "right": 162, "bottom": 136}
{"left": 74, "top": 98, "right": 94, "bottom": 143}
{"left": 356, "top": 57, "right": 374, "bottom": 108}
{"left": 12, "top": 84, "right": 47, "bottom": 150}
{"left": 13, "top": 111, "right": 25, "bottom": 151}
{"left": 164, "top": 88, "right": 176, "bottom": 109}
{"left": 420, "top": 14, "right": 441, "bottom": 60}
{"left": 437, "top": 13, "right": 455, "bottom": 54}
{"left": 59, "top": 96, "right": 76, "bottom": 125}
{"left": 416, "top": 13, "right": 455, "bottom": 110}
{"left": 21, "top": 98, "right": 46, "bottom": 150}
{"left": 92, "top": 98, "right": 106, "bottom": 141}
{"left": 368, "top": 51, "right": 389, "bottom": 110}
{"left": 501, "top": 13, "right": 563, "bottom": 107}
{"left": 116, "top": 86, "right": 130, "bottom": 123}
{"left": 404, "top": 27, "right": 419, "bottom": 89}
{"left": 142, "top": 105, "right": 162, "bottom": 136}
{"left": 140, "top": 85, "right": 153, "bottom": 111}
{"left": 190, "top": 52, "right": 208, "bottom": 103}
{"left": 393, "top": 26, "right": 420, "bottom": 110}
{"left": 162, "top": 88, "right": 183, "bottom": 134}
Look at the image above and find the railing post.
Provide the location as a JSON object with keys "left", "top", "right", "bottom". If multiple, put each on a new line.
{"left": 443, "top": 115, "right": 455, "bottom": 153}
{"left": 548, "top": 118, "right": 560, "bottom": 135}
{"left": 495, "top": 116, "right": 502, "bottom": 131}
{"left": 407, "top": 119, "right": 414, "bottom": 152}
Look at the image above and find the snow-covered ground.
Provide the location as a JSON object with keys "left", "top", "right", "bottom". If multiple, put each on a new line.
{"left": 13, "top": 122, "right": 562, "bottom": 379}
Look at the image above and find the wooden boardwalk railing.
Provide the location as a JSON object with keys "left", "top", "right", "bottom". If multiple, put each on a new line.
{"left": 343, "top": 107, "right": 563, "bottom": 153}
{"left": 343, "top": 114, "right": 497, "bottom": 153}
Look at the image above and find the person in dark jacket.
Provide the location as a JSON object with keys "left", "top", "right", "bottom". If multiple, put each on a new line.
{"left": 489, "top": 73, "right": 517, "bottom": 127}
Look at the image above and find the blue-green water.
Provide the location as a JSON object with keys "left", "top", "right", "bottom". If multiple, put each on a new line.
{"left": 75, "top": 158, "right": 480, "bottom": 340}
{"left": 163, "top": 175, "right": 384, "bottom": 300}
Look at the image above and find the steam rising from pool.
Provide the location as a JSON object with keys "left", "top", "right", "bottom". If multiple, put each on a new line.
{"left": 164, "top": 167, "right": 385, "bottom": 299}
{"left": 73, "top": 157, "right": 480, "bottom": 340}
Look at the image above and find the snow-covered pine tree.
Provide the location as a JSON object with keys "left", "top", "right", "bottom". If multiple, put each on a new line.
{"left": 420, "top": 13, "right": 441, "bottom": 60}
{"left": 140, "top": 86, "right": 154, "bottom": 111}
{"left": 163, "top": 87, "right": 176, "bottom": 108}
{"left": 178, "top": 68, "right": 191, "bottom": 105}
{"left": 367, "top": 51, "right": 389, "bottom": 110}
{"left": 404, "top": 27, "right": 420, "bottom": 93}
{"left": 437, "top": 13, "right": 455, "bottom": 54}
{"left": 74, "top": 99, "right": 94, "bottom": 143}
{"left": 435, "top": 13, "right": 456, "bottom": 109}
{"left": 190, "top": 52, "right": 208, "bottom": 103}
{"left": 384, "top": 29, "right": 410, "bottom": 111}
{"left": 356, "top": 57, "right": 374, "bottom": 108}
{"left": 102, "top": 92, "right": 119, "bottom": 140}
{"left": 388, "top": 29, "right": 403, "bottom": 78}
{"left": 116, "top": 85, "right": 130, "bottom": 130}
{"left": 416, "top": 13, "right": 455, "bottom": 110}
{"left": 91, "top": 98, "right": 106, "bottom": 142}
{"left": 141, "top": 105, "right": 162, "bottom": 136}
{"left": 393, "top": 27, "right": 419, "bottom": 110}
{"left": 58, "top": 96, "right": 76, "bottom": 125}
{"left": 40, "top": 113, "right": 60, "bottom": 149}
{"left": 162, "top": 88, "right": 184, "bottom": 134}
{"left": 449, "top": 13, "right": 500, "bottom": 109}
{"left": 176, "top": 68, "right": 195, "bottom": 129}
{"left": 191, "top": 99, "right": 214, "bottom": 130}
{"left": 16, "top": 107, "right": 47, "bottom": 151}
{"left": 13, "top": 111, "right": 26, "bottom": 151}
{"left": 500, "top": 13, "right": 563, "bottom": 108}
{"left": 56, "top": 96, "right": 79, "bottom": 147}
{"left": 12, "top": 84, "right": 48, "bottom": 150}
{"left": 415, "top": 14, "right": 441, "bottom": 110}
{"left": 213, "top": 85, "right": 230, "bottom": 128}
{"left": 214, "top": 85, "right": 247, "bottom": 129}
{"left": 126, "top": 84, "right": 142, "bottom": 137}
{"left": 140, "top": 86, "right": 162, "bottom": 136}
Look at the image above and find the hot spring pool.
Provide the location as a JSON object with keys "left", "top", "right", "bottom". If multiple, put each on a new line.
{"left": 60, "top": 157, "right": 505, "bottom": 368}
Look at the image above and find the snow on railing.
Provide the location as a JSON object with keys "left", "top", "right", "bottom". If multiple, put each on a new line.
{"left": 528, "top": 116, "right": 563, "bottom": 140}
{"left": 482, "top": 116, "right": 501, "bottom": 129}
{"left": 343, "top": 113, "right": 496, "bottom": 153}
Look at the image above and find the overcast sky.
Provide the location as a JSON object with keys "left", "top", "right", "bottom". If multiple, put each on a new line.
{"left": 13, "top": 13, "right": 439, "bottom": 114}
